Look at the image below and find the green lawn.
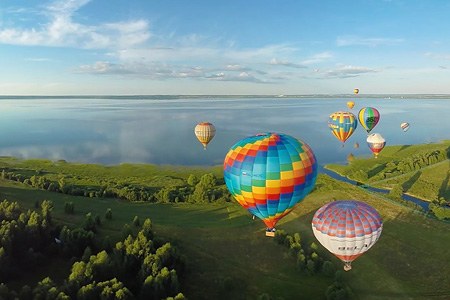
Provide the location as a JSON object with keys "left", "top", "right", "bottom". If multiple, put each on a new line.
{"left": 2, "top": 173, "right": 450, "bottom": 299}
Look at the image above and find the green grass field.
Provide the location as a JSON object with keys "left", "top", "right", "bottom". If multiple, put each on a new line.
{"left": 326, "top": 140, "right": 450, "bottom": 202}
{"left": 2, "top": 173, "right": 450, "bottom": 299}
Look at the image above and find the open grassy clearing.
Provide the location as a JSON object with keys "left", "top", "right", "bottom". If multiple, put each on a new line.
{"left": 2, "top": 173, "right": 450, "bottom": 299}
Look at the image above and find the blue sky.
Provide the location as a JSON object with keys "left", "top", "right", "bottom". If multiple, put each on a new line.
{"left": 1, "top": 0, "right": 450, "bottom": 95}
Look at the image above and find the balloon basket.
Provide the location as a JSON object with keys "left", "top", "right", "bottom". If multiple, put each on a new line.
{"left": 343, "top": 263, "right": 352, "bottom": 271}
{"left": 265, "top": 228, "right": 276, "bottom": 237}
{"left": 265, "top": 231, "right": 275, "bottom": 237}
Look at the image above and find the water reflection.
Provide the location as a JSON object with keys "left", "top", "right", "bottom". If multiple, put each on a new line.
{"left": 0, "top": 97, "right": 448, "bottom": 167}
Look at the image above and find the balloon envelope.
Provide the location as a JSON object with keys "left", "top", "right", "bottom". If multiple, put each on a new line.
{"left": 367, "top": 133, "right": 386, "bottom": 157}
{"left": 347, "top": 101, "right": 355, "bottom": 109}
{"left": 312, "top": 200, "right": 383, "bottom": 271}
{"left": 223, "top": 132, "right": 318, "bottom": 230}
{"left": 358, "top": 107, "right": 380, "bottom": 133}
{"left": 353, "top": 88, "right": 359, "bottom": 94}
{"left": 194, "top": 122, "right": 216, "bottom": 149}
{"left": 328, "top": 111, "right": 358, "bottom": 144}
{"left": 400, "top": 122, "right": 410, "bottom": 132}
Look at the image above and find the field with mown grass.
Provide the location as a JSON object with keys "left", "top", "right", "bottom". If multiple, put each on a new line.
{"left": 1, "top": 170, "right": 449, "bottom": 299}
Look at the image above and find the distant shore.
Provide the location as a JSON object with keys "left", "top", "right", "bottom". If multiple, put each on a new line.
{"left": 1, "top": 94, "right": 450, "bottom": 99}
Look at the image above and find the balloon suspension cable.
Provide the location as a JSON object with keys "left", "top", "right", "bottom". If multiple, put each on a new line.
{"left": 343, "top": 262, "right": 352, "bottom": 271}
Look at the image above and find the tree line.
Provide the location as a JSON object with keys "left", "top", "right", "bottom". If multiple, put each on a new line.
{"left": 0, "top": 199, "right": 186, "bottom": 299}
{"left": 1, "top": 169, "right": 232, "bottom": 204}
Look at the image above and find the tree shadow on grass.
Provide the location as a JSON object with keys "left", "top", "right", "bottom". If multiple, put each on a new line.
{"left": 402, "top": 171, "right": 422, "bottom": 193}
{"left": 396, "top": 144, "right": 412, "bottom": 153}
{"left": 368, "top": 163, "right": 387, "bottom": 179}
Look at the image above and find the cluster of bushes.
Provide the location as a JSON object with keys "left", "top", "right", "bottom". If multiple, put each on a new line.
{"left": 1, "top": 169, "right": 232, "bottom": 204}
{"left": 429, "top": 199, "right": 450, "bottom": 220}
{"left": 275, "top": 230, "right": 353, "bottom": 300}
{"left": 0, "top": 200, "right": 186, "bottom": 299}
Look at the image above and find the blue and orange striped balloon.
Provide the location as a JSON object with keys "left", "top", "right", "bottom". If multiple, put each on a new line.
{"left": 223, "top": 133, "right": 318, "bottom": 230}
{"left": 328, "top": 111, "right": 358, "bottom": 144}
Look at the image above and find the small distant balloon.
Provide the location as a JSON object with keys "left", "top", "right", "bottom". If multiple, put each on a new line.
{"left": 194, "top": 122, "right": 216, "bottom": 149}
{"left": 400, "top": 122, "right": 410, "bottom": 132}
{"left": 353, "top": 142, "right": 359, "bottom": 149}
{"left": 347, "top": 153, "right": 355, "bottom": 162}
{"left": 353, "top": 88, "right": 359, "bottom": 95}
{"left": 358, "top": 107, "right": 380, "bottom": 134}
{"left": 328, "top": 111, "right": 358, "bottom": 144}
{"left": 367, "top": 133, "right": 386, "bottom": 157}
{"left": 312, "top": 200, "right": 383, "bottom": 271}
{"left": 347, "top": 101, "right": 355, "bottom": 109}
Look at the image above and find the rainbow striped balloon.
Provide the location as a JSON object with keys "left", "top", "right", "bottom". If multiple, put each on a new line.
{"left": 312, "top": 200, "right": 383, "bottom": 271}
{"left": 358, "top": 107, "right": 380, "bottom": 133}
{"left": 328, "top": 111, "right": 358, "bottom": 144}
{"left": 223, "top": 133, "right": 318, "bottom": 230}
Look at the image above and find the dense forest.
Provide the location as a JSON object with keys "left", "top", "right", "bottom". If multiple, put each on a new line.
{"left": 0, "top": 199, "right": 185, "bottom": 299}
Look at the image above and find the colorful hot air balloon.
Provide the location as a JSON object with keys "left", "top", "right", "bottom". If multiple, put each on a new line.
{"left": 312, "top": 200, "right": 383, "bottom": 271}
{"left": 400, "top": 122, "right": 410, "bottom": 132}
{"left": 347, "top": 101, "right": 355, "bottom": 109}
{"left": 353, "top": 88, "right": 359, "bottom": 95}
{"left": 194, "top": 122, "right": 216, "bottom": 149}
{"left": 328, "top": 112, "right": 358, "bottom": 145}
{"left": 223, "top": 132, "right": 318, "bottom": 236}
{"left": 358, "top": 107, "right": 380, "bottom": 133}
{"left": 367, "top": 133, "right": 386, "bottom": 157}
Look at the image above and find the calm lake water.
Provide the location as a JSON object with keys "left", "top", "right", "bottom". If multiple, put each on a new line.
{"left": 0, "top": 96, "right": 448, "bottom": 168}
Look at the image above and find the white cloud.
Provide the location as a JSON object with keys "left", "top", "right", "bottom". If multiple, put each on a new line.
{"left": 301, "top": 52, "right": 333, "bottom": 65}
{"left": 0, "top": 0, "right": 150, "bottom": 49}
{"left": 424, "top": 52, "right": 450, "bottom": 60}
{"left": 322, "top": 65, "right": 378, "bottom": 78}
{"left": 337, "top": 36, "right": 404, "bottom": 47}
{"left": 270, "top": 58, "right": 306, "bottom": 69}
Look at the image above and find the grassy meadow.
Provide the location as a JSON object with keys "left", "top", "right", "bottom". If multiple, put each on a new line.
{"left": 326, "top": 140, "right": 450, "bottom": 202}
{"left": 1, "top": 170, "right": 449, "bottom": 299}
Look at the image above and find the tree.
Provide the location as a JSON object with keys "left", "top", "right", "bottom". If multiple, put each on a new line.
{"left": 187, "top": 174, "right": 198, "bottom": 186}
{"left": 322, "top": 260, "right": 336, "bottom": 277}
{"left": 133, "top": 215, "right": 140, "bottom": 227}
{"left": 105, "top": 208, "right": 112, "bottom": 220}
{"left": 83, "top": 212, "right": 96, "bottom": 232}
{"left": 64, "top": 202, "right": 75, "bottom": 214}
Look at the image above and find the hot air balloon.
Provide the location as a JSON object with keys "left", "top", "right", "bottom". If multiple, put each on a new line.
{"left": 223, "top": 132, "right": 318, "bottom": 237}
{"left": 194, "top": 122, "right": 216, "bottom": 149}
{"left": 328, "top": 112, "right": 358, "bottom": 145}
{"left": 353, "top": 142, "right": 359, "bottom": 149}
{"left": 358, "top": 107, "right": 380, "bottom": 133}
{"left": 367, "top": 133, "right": 386, "bottom": 157}
{"left": 400, "top": 122, "right": 410, "bottom": 132}
{"left": 312, "top": 200, "right": 383, "bottom": 271}
{"left": 353, "top": 88, "right": 359, "bottom": 95}
{"left": 347, "top": 153, "right": 355, "bottom": 162}
{"left": 347, "top": 101, "right": 355, "bottom": 109}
